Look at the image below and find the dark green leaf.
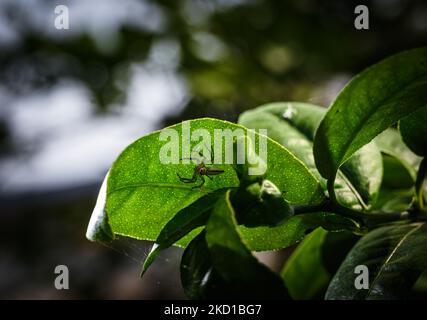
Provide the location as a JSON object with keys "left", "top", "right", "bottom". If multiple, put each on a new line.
{"left": 181, "top": 230, "right": 282, "bottom": 299}
{"left": 322, "top": 231, "right": 360, "bottom": 276}
{"left": 259, "top": 179, "right": 294, "bottom": 219}
{"left": 381, "top": 155, "right": 414, "bottom": 189}
{"left": 281, "top": 228, "right": 330, "bottom": 299}
{"left": 141, "top": 191, "right": 224, "bottom": 276}
{"left": 205, "top": 191, "right": 290, "bottom": 299}
{"left": 180, "top": 231, "right": 228, "bottom": 299}
{"left": 326, "top": 223, "right": 427, "bottom": 300}
{"left": 375, "top": 128, "right": 421, "bottom": 186}
{"left": 180, "top": 231, "right": 210, "bottom": 299}
{"left": 373, "top": 128, "right": 420, "bottom": 210}
{"left": 412, "top": 270, "right": 427, "bottom": 298}
{"left": 400, "top": 106, "right": 427, "bottom": 156}
{"left": 281, "top": 228, "right": 359, "bottom": 300}
{"left": 233, "top": 179, "right": 293, "bottom": 227}
{"left": 371, "top": 188, "right": 413, "bottom": 212}
{"left": 314, "top": 48, "right": 427, "bottom": 180}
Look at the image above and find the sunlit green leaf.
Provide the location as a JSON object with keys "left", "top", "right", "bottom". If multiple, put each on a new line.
{"left": 88, "top": 118, "right": 325, "bottom": 252}
{"left": 314, "top": 48, "right": 427, "bottom": 180}
{"left": 239, "top": 102, "right": 382, "bottom": 209}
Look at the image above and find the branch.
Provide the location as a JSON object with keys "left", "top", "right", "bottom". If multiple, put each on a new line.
{"left": 293, "top": 200, "right": 410, "bottom": 228}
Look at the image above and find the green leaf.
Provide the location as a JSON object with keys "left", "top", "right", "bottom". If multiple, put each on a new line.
{"left": 238, "top": 212, "right": 359, "bottom": 252}
{"left": 281, "top": 228, "right": 359, "bottom": 300}
{"left": 321, "top": 231, "right": 360, "bottom": 276}
{"left": 371, "top": 188, "right": 414, "bottom": 212}
{"left": 399, "top": 106, "right": 427, "bottom": 156}
{"left": 205, "top": 191, "right": 290, "bottom": 299}
{"left": 381, "top": 155, "right": 414, "bottom": 189}
{"left": 89, "top": 118, "right": 325, "bottom": 251}
{"left": 412, "top": 270, "right": 427, "bottom": 298}
{"left": 326, "top": 223, "right": 427, "bottom": 300}
{"left": 86, "top": 173, "right": 115, "bottom": 243}
{"left": 375, "top": 128, "right": 421, "bottom": 170}
{"left": 180, "top": 231, "right": 210, "bottom": 299}
{"left": 105, "top": 119, "right": 237, "bottom": 242}
{"left": 314, "top": 48, "right": 427, "bottom": 181}
{"left": 239, "top": 102, "right": 382, "bottom": 209}
{"left": 181, "top": 230, "right": 283, "bottom": 299}
{"left": 338, "top": 142, "right": 382, "bottom": 207}
{"left": 232, "top": 179, "right": 293, "bottom": 227}
{"left": 258, "top": 179, "right": 294, "bottom": 219}
{"left": 141, "top": 191, "right": 224, "bottom": 276}
{"left": 180, "top": 231, "right": 227, "bottom": 299}
{"left": 281, "top": 228, "right": 330, "bottom": 299}
{"left": 373, "top": 128, "right": 421, "bottom": 209}
{"left": 375, "top": 128, "right": 421, "bottom": 186}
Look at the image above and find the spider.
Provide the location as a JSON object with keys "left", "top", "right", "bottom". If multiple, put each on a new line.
{"left": 177, "top": 147, "right": 224, "bottom": 189}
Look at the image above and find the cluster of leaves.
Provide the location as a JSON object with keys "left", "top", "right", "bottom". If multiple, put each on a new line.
{"left": 87, "top": 48, "right": 427, "bottom": 299}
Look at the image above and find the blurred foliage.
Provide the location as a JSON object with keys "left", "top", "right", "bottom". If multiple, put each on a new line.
{"left": 1, "top": 0, "right": 426, "bottom": 126}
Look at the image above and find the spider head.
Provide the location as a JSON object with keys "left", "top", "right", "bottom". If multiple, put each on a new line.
{"left": 198, "top": 166, "right": 208, "bottom": 175}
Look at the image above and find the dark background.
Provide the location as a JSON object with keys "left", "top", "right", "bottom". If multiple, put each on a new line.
{"left": 0, "top": 0, "right": 426, "bottom": 299}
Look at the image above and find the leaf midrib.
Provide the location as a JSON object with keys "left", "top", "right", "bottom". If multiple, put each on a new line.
{"left": 366, "top": 223, "right": 423, "bottom": 297}
{"left": 108, "top": 182, "right": 218, "bottom": 195}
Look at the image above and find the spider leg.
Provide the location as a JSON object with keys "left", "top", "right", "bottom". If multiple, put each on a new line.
{"left": 177, "top": 171, "right": 198, "bottom": 183}
{"left": 191, "top": 175, "right": 205, "bottom": 189}
{"left": 177, "top": 175, "right": 193, "bottom": 183}
{"left": 197, "top": 143, "right": 214, "bottom": 164}
{"left": 180, "top": 156, "right": 202, "bottom": 165}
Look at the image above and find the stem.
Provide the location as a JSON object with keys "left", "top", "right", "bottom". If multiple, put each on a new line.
{"left": 327, "top": 177, "right": 337, "bottom": 204}
{"left": 293, "top": 171, "right": 413, "bottom": 228}
{"left": 293, "top": 202, "right": 330, "bottom": 215}
{"left": 293, "top": 200, "right": 410, "bottom": 228}
{"left": 415, "top": 157, "right": 427, "bottom": 210}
